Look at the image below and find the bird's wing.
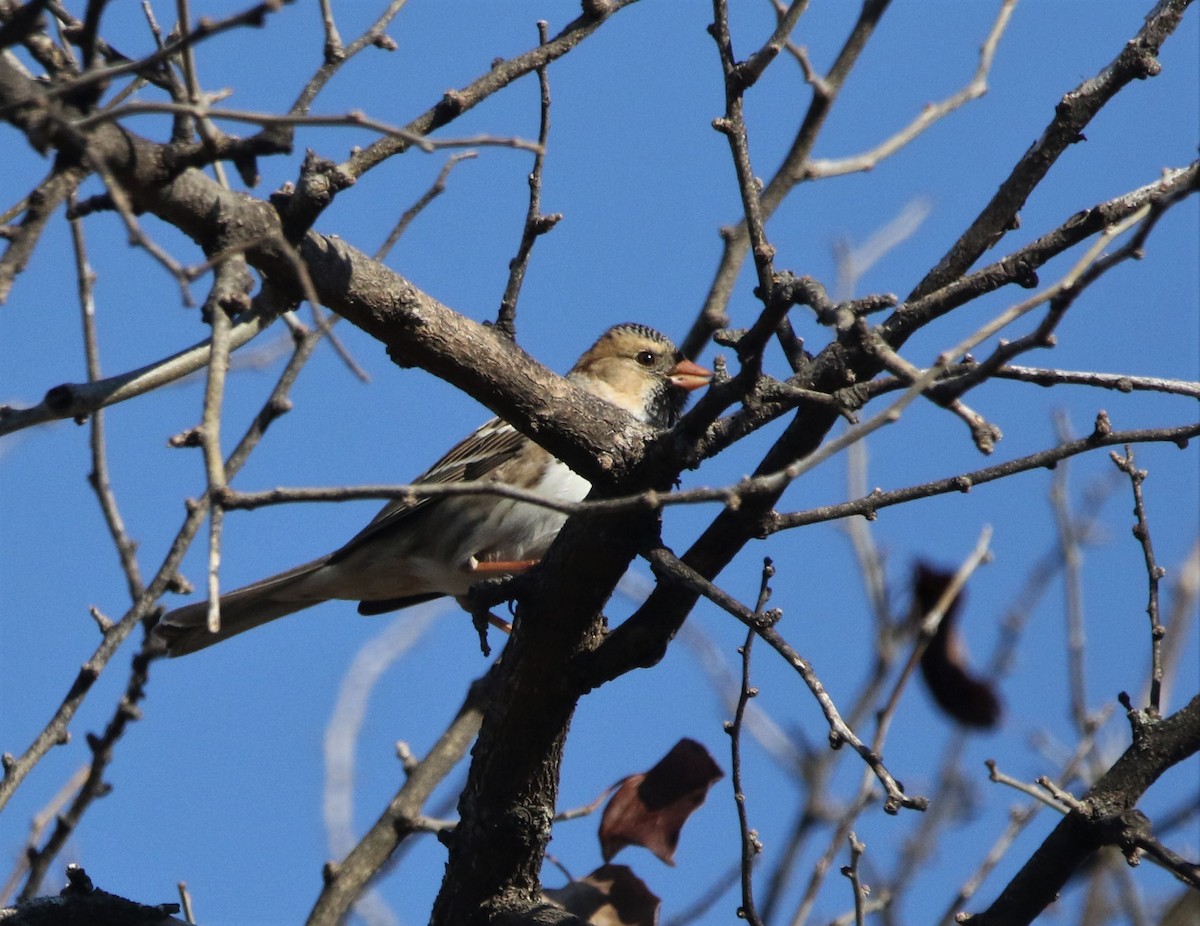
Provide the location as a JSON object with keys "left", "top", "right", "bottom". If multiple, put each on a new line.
{"left": 327, "top": 419, "right": 527, "bottom": 562}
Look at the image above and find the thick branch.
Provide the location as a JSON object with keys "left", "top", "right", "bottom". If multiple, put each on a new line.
{"left": 967, "top": 695, "right": 1200, "bottom": 926}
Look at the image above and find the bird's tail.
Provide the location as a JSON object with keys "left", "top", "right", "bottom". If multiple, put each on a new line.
{"left": 153, "top": 557, "right": 330, "bottom": 657}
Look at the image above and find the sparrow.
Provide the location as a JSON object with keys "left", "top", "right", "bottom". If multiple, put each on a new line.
{"left": 154, "top": 323, "right": 711, "bottom": 656}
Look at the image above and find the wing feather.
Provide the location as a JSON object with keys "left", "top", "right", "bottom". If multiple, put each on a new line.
{"left": 328, "top": 420, "right": 526, "bottom": 563}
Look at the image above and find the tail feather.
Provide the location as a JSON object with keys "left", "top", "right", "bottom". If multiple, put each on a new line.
{"left": 154, "top": 556, "right": 330, "bottom": 657}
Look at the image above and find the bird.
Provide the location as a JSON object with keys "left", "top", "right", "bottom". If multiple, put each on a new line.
{"left": 154, "top": 323, "right": 711, "bottom": 656}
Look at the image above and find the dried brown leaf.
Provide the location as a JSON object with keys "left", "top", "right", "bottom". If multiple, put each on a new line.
{"left": 543, "top": 864, "right": 660, "bottom": 926}
{"left": 598, "top": 738, "right": 723, "bottom": 865}
{"left": 914, "top": 563, "right": 1003, "bottom": 729}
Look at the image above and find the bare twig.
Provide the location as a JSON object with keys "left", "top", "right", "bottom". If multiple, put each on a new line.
{"left": 177, "top": 882, "right": 195, "bottom": 924}
{"left": 736, "top": 0, "right": 809, "bottom": 89}
{"left": 0, "top": 311, "right": 326, "bottom": 815}
{"left": 0, "top": 162, "right": 88, "bottom": 303}
{"left": 72, "top": 100, "right": 544, "bottom": 155}
{"left": 1109, "top": 447, "right": 1166, "bottom": 715}
{"left": 982, "top": 365, "right": 1200, "bottom": 399}
{"left": 340, "top": 3, "right": 641, "bottom": 181}
{"left": 940, "top": 708, "right": 1111, "bottom": 925}
{"left": 68, "top": 201, "right": 144, "bottom": 600}
{"left": 552, "top": 782, "right": 622, "bottom": 824}
{"left": 28, "top": 1, "right": 296, "bottom": 106}
{"left": 684, "top": 0, "right": 893, "bottom": 356}
{"left": 710, "top": 0, "right": 776, "bottom": 298}
{"left": 911, "top": 0, "right": 1191, "bottom": 300}
{"left": 175, "top": 0, "right": 231, "bottom": 189}
{"left": 839, "top": 833, "right": 869, "bottom": 926}
{"left": 292, "top": 0, "right": 408, "bottom": 117}
{"left": 495, "top": 21, "right": 561, "bottom": 340}
{"left": 726, "top": 561, "right": 773, "bottom": 926}
{"left": 787, "top": 787, "right": 878, "bottom": 926}
{"left": 773, "top": 420, "right": 1199, "bottom": 532}
{"left": 646, "top": 547, "right": 927, "bottom": 814}
{"left": 806, "top": 0, "right": 1017, "bottom": 179}
{"left": 374, "top": 152, "right": 477, "bottom": 263}
{"left": 985, "top": 760, "right": 1073, "bottom": 813}
{"left": 0, "top": 765, "right": 87, "bottom": 905}
{"left": 198, "top": 270, "right": 233, "bottom": 634}
{"left": 0, "top": 291, "right": 284, "bottom": 438}
{"left": 18, "top": 646, "right": 156, "bottom": 901}
{"left": 308, "top": 666, "right": 500, "bottom": 926}
{"left": 856, "top": 318, "right": 1002, "bottom": 453}
{"left": 1050, "top": 414, "right": 1090, "bottom": 733}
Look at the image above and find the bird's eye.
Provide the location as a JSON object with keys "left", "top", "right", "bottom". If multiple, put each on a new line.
{"left": 635, "top": 349, "right": 655, "bottom": 367}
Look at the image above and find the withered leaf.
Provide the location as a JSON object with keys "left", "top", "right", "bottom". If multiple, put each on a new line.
{"left": 914, "top": 563, "right": 1002, "bottom": 729}
{"left": 599, "top": 738, "right": 723, "bottom": 865}
{"left": 543, "top": 864, "right": 660, "bottom": 926}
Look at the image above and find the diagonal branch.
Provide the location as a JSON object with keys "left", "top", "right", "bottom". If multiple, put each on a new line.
{"left": 966, "top": 694, "right": 1200, "bottom": 926}
{"left": 909, "top": 0, "right": 1192, "bottom": 300}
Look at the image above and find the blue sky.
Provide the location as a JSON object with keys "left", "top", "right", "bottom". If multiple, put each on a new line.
{"left": 1, "top": 2, "right": 1197, "bottom": 924}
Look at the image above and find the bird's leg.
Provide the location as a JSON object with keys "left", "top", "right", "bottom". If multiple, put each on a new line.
{"left": 466, "top": 557, "right": 539, "bottom": 576}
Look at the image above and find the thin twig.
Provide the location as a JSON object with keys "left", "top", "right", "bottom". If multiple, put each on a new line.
{"left": 339, "top": 3, "right": 640, "bottom": 181}
{"left": 201, "top": 418, "right": 1200, "bottom": 533}
{"left": 1050, "top": 413, "right": 1090, "bottom": 733}
{"left": 710, "top": 0, "right": 776, "bottom": 298}
{"left": 1109, "top": 447, "right": 1166, "bottom": 715}
{"left": 773, "top": 420, "right": 1199, "bottom": 532}
{"left": 0, "top": 765, "right": 87, "bottom": 905}
{"left": 496, "top": 20, "right": 561, "bottom": 340}
{"left": 982, "top": 365, "right": 1200, "bottom": 399}
{"left": 69, "top": 199, "right": 144, "bottom": 600}
{"left": 307, "top": 666, "right": 500, "bottom": 926}
{"left": 26, "top": 1, "right": 296, "bottom": 107}
{"left": 646, "top": 547, "right": 927, "bottom": 814}
{"left": 175, "top": 0, "right": 231, "bottom": 189}
{"left": 939, "top": 707, "right": 1112, "bottom": 925}
{"left": 727, "top": 561, "right": 773, "bottom": 926}
{"left": 985, "top": 760, "right": 1074, "bottom": 813}
{"left": 291, "top": 0, "right": 408, "bottom": 117}
{"left": 787, "top": 788, "right": 879, "bottom": 926}
{"left": 198, "top": 273, "right": 232, "bottom": 634}
{"left": 72, "top": 100, "right": 544, "bottom": 155}
{"left": 839, "top": 833, "right": 869, "bottom": 926}
{"left": 0, "top": 309, "right": 326, "bottom": 816}
{"left": 374, "top": 152, "right": 478, "bottom": 263}
{"left": 806, "top": 0, "right": 1017, "bottom": 179}
{"left": 684, "top": 0, "right": 893, "bottom": 356}
{"left": 0, "top": 292, "right": 284, "bottom": 437}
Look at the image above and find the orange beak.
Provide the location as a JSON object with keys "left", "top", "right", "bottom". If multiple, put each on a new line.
{"left": 668, "top": 358, "right": 712, "bottom": 393}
